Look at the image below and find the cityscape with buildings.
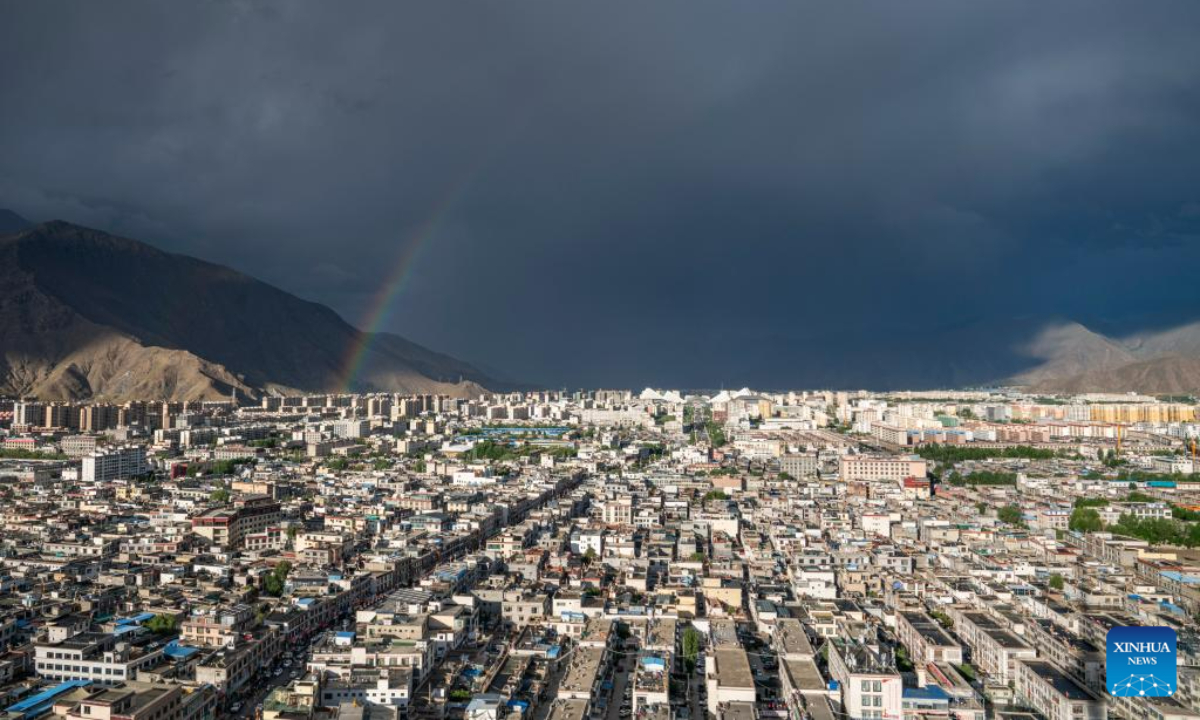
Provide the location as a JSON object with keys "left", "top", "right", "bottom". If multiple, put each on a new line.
{"left": 1, "top": 388, "right": 1200, "bottom": 720}
{"left": 4, "top": 2, "right": 1200, "bottom": 720}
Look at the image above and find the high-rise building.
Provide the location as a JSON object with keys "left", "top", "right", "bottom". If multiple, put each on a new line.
{"left": 82, "top": 446, "right": 149, "bottom": 483}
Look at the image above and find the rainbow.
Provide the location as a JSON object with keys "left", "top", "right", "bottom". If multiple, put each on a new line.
{"left": 338, "top": 171, "right": 478, "bottom": 392}
{"left": 338, "top": 121, "right": 526, "bottom": 392}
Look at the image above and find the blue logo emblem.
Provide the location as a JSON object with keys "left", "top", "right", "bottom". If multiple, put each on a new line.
{"left": 1107, "top": 626, "right": 1176, "bottom": 696}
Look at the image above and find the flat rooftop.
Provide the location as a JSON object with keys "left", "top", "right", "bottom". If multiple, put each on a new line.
{"left": 713, "top": 648, "right": 753, "bottom": 690}
{"left": 546, "top": 698, "right": 589, "bottom": 720}
{"left": 1021, "top": 660, "right": 1096, "bottom": 702}
{"left": 782, "top": 659, "right": 826, "bottom": 692}
{"left": 719, "top": 701, "right": 758, "bottom": 720}
{"left": 775, "top": 618, "right": 814, "bottom": 658}
{"left": 560, "top": 647, "right": 605, "bottom": 694}
{"left": 900, "top": 611, "right": 959, "bottom": 648}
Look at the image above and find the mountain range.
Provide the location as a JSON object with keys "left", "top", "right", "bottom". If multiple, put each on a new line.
{"left": 4, "top": 210, "right": 1200, "bottom": 399}
{"left": 0, "top": 213, "right": 502, "bottom": 401}
{"left": 1008, "top": 321, "right": 1200, "bottom": 395}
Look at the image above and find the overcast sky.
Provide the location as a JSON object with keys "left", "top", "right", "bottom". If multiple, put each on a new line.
{"left": 3, "top": 1, "right": 1200, "bottom": 388}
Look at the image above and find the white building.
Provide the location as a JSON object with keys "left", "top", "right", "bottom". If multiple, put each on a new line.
{"left": 82, "top": 445, "right": 148, "bottom": 483}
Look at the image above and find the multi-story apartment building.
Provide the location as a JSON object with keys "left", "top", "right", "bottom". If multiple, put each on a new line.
{"left": 1013, "top": 659, "right": 1106, "bottom": 720}
{"left": 895, "top": 611, "right": 963, "bottom": 666}
{"left": 194, "top": 628, "right": 282, "bottom": 696}
{"left": 839, "top": 455, "right": 927, "bottom": 482}
{"left": 949, "top": 611, "right": 1036, "bottom": 686}
{"left": 191, "top": 495, "right": 281, "bottom": 549}
{"left": 781, "top": 453, "right": 820, "bottom": 478}
{"left": 60, "top": 435, "right": 98, "bottom": 457}
{"left": 62, "top": 682, "right": 217, "bottom": 720}
{"left": 34, "top": 633, "right": 164, "bottom": 685}
{"left": 82, "top": 446, "right": 148, "bottom": 482}
{"left": 826, "top": 640, "right": 903, "bottom": 720}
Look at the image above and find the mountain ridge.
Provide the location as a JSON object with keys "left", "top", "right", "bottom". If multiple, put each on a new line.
{"left": 5, "top": 214, "right": 1200, "bottom": 397}
{"left": 1008, "top": 320, "right": 1200, "bottom": 395}
{"left": 0, "top": 217, "right": 502, "bottom": 401}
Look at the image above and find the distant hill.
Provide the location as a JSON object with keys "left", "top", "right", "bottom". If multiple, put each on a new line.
{"left": 6, "top": 213, "right": 1200, "bottom": 398}
{"left": 1009, "top": 321, "right": 1200, "bottom": 395}
{"left": 0, "top": 217, "right": 502, "bottom": 401}
{"left": 0, "top": 209, "right": 30, "bottom": 235}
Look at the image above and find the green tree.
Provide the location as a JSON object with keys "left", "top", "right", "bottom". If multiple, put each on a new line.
{"left": 916, "top": 445, "right": 1060, "bottom": 464}
{"left": 210, "top": 484, "right": 231, "bottom": 503}
{"left": 1069, "top": 508, "right": 1104, "bottom": 533}
{"left": 0, "top": 448, "right": 69, "bottom": 460}
{"left": 144, "top": 613, "right": 179, "bottom": 635}
{"left": 949, "top": 470, "right": 1017, "bottom": 487}
{"left": 264, "top": 560, "right": 293, "bottom": 596}
{"left": 682, "top": 626, "right": 703, "bottom": 672}
{"left": 1124, "top": 491, "right": 1156, "bottom": 503}
{"left": 1048, "top": 573, "right": 1065, "bottom": 591}
{"left": 705, "top": 421, "right": 726, "bottom": 447}
{"left": 997, "top": 505, "right": 1024, "bottom": 526}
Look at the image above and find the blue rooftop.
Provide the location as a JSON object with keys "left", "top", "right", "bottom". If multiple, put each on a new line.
{"left": 1162, "top": 570, "right": 1200, "bottom": 585}
{"left": 903, "top": 685, "right": 950, "bottom": 701}
{"left": 164, "top": 640, "right": 199, "bottom": 659}
{"left": 6, "top": 680, "right": 90, "bottom": 714}
{"left": 117, "top": 612, "right": 155, "bottom": 625}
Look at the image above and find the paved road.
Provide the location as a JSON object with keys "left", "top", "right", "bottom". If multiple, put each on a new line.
{"left": 689, "top": 657, "right": 705, "bottom": 720}
{"left": 230, "top": 641, "right": 315, "bottom": 717}
{"left": 530, "top": 657, "right": 569, "bottom": 720}
{"left": 606, "top": 652, "right": 633, "bottom": 720}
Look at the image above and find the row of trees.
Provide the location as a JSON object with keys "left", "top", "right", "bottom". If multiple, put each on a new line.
{"left": 1115, "top": 469, "right": 1200, "bottom": 484}
{"left": 916, "top": 445, "right": 1062, "bottom": 464}
{"left": 0, "top": 448, "right": 67, "bottom": 460}
{"left": 1109, "top": 515, "right": 1200, "bottom": 547}
{"left": 1071, "top": 508, "right": 1200, "bottom": 547}
{"left": 461, "top": 440, "right": 579, "bottom": 463}
{"left": 188, "top": 457, "right": 254, "bottom": 477}
{"left": 945, "top": 470, "right": 1017, "bottom": 486}
{"left": 682, "top": 625, "right": 703, "bottom": 672}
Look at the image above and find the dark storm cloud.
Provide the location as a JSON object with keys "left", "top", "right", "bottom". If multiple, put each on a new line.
{"left": 2, "top": 1, "right": 1200, "bottom": 388}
